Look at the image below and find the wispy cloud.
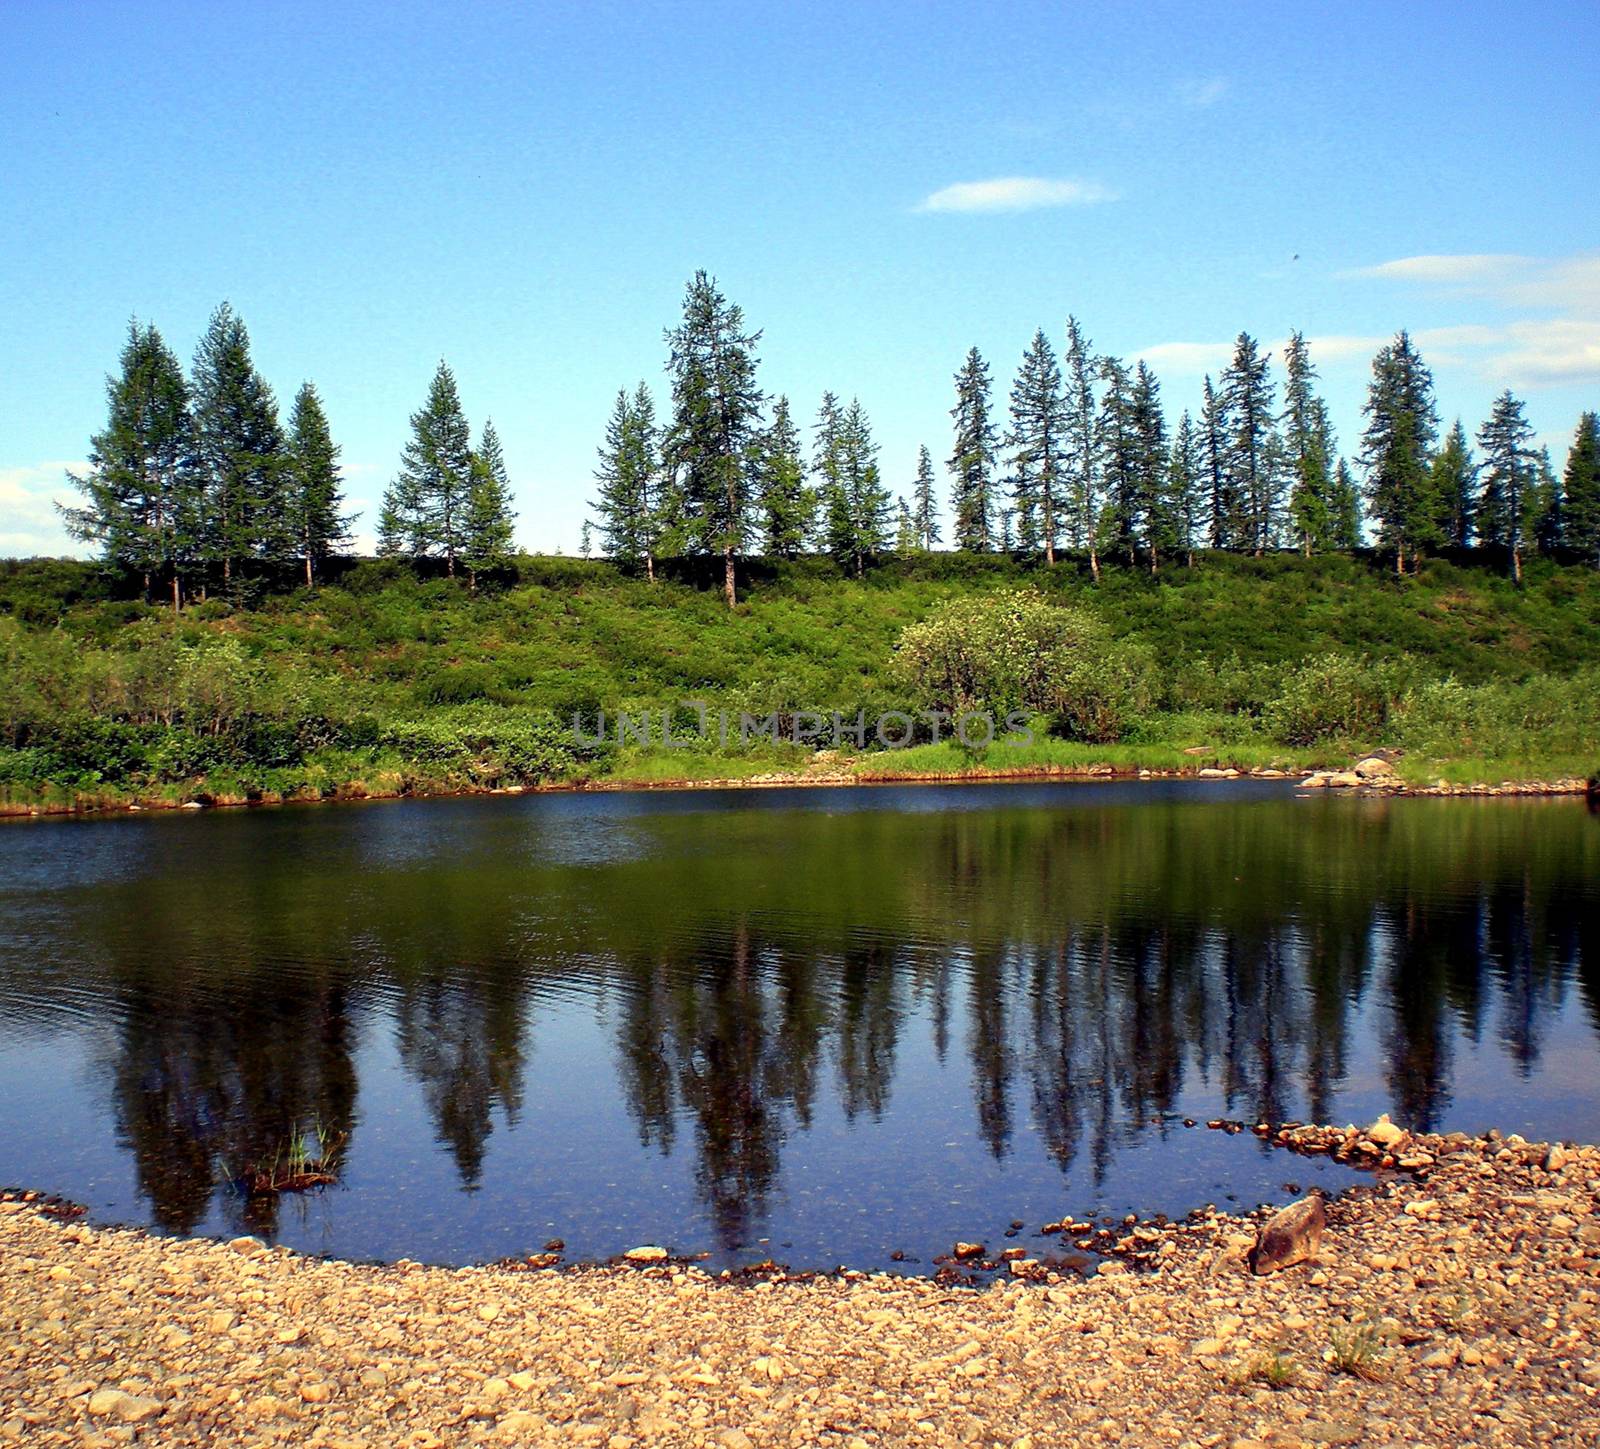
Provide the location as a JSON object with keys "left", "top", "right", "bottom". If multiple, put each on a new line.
{"left": 1134, "top": 334, "right": 1387, "bottom": 376}
{"left": 0, "top": 461, "right": 90, "bottom": 559}
{"left": 1174, "top": 76, "right": 1229, "bottom": 109}
{"left": 915, "top": 176, "right": 1116, "bottom": 214}
{"left": 1347, "top": 250, "right": 1600, "bottom": 384}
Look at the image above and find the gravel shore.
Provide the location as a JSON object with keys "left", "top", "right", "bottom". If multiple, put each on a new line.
{"left": 3, "top": 1124, "right": 1597, "bottom": 1447}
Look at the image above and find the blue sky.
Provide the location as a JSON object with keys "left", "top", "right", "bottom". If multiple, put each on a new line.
{"left": 4, "top": 0, "right": 1598, "bottom": 555}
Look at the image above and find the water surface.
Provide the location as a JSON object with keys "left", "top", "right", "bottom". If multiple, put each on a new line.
{"left": 1, "top": 780, "right": 1595, "bottom": 1271}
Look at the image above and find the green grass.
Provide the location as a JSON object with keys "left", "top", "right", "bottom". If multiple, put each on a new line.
{"left": 1, "top": 550, "right": 1596, "bottom": 808}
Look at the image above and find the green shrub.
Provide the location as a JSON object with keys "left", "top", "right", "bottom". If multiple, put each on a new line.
{"left": 1265, "top": 654, "right": 1401, "bottom": 745}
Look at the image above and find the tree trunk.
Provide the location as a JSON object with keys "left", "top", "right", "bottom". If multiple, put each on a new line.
{"left": 171, "top": 574, "right": 181, "bottom": 616}
{"left": 1089, "top": 544, "right": 1101, "bottom": 585}
{"left": 645, "top": 551, "right": 655, "bottom": 584}
{"left": 305, "top": 553, "right": 314, "bottom": 589}
{"left": 1512, "top": 545, "right": 1523, "bottom": 586}
{"left": 724, "top": 546, "right": 737, "bottom": 608}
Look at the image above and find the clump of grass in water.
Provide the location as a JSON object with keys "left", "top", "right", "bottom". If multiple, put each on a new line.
{"left": 226, "top": 1119, "right": 348, "bottom": 1197}
{"left": 1327, "top": 1314, "right": 1392, "bottom": 1380}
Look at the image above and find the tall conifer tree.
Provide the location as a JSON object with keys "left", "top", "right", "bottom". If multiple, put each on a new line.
{"left": 755, "top": 395, "right": 810, "bottom": 558}
{"left": 1062, "top": 317, "right": 1101, "bottom": 578}
{"left": 285, "top": 382, "right": 353, "bottom": 587}
{"left": 947, "top": 347, "right": 996, "bottom": 551}
{"left": 1095, "top": 357, "right": 1140, "bottom": 564}
{"left": 192, "top": 302, "right": 288, "bottom": 587}
{"left": 1218, "top": 333, "right": 1278, "bottom": 554}
{"left": 1281, "top": 332, "right": 1338, "bottom": 555}
{"left": 1167, "top": 411, "right": 1203, "bottom": 568}
{"left": 1360, "top": 331, "right": 1438, "bottom": 574}
{"left": 911, "top": 445, "right": 940, "bottom": 549}
{"left": 60, "top": 320, "right": 202, "bottom": 610}
{"left": 378, "top": 361, "right": 474, "bottom": 574}
{"left": 463, "top": 419, "right": 517, "bottom": 589}
{"left": 661, "top": 271, "right": 764, "bottom": 607}
{"left": 1561, "top": 411, "right": 1600, "bottom": 567}
{"left": 1006, "top": 329, "right": 1067, "bottom": 562}
{"left": 1200, "top": 375, "right": 1232, "bottom": 550}
{"left": 1428, "top": 421, "right": 1477, "bottom": 550}
{"left": 593, "top": 384, "right": 662, "bottom": 577}
{"left": 1476, "top": 389, "right": 1537, "bottom": 583}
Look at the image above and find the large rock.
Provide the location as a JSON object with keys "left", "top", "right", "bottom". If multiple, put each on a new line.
{"left": 1248, "top": 1194, "right": 1326, "bottom": 1275}
{"left": 1354, "top": 756, "right": 1397, "bottom": 779}
{"left": 1368, "top": 1113, "right": 1407, "bottom": 1148}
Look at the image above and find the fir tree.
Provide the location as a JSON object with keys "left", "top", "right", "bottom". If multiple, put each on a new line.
{"left": 1476, "top": 389, "right": 1537, "bottom": 583}
{"left": 947, "top": 347, "right": 996, "bottom": 551}
{"left": 580, "top": 521, "right": 593, "bottom": 557}
{"left": 192, "top": 302, "right": 288, "bottom": 587}
{"left": 1281, "top": 332, "right": 1338, "bottom": 555}
{"left": 1006, "top": 328, "right": 1067, "bottom": 562}
{"left": 755, "top": 395, "right": 810, "bottom": 558}
{"left": 1428, "top": 421, "right": 1477, "bottom": 549}
{"left": 59, "top": 320, "right": 202, "bottom": 610}
{"left": 1561, "top": 411, "right": 1600, "bottom": 567}
{"left": 593, "top": 384, "right": 662, "bottom": 577}
{"left": 911, "top": 445, "right": 940, "bottom": 549}
{"left": 1360, "top": 331, "right": 1438, "bottom": 574}
{"left": 661, "top": 270, "right": 764, "bottom": 607}
{"left": 379, "top": 361, "right": 474, "bottom": 574}
{"left": 1167, "top": 410, "right": 1204, "bottom": 568}
{"left": 462, "top": 419, "right": 517, "bottom": 589}
{"left": 284, "top": 382, "right": 353, "bottom": 588}
{"left": 1218, "top": 333, "right": 1279, "bottom": 554}
{"left": 997, "top": 507, "right": 1015, "bottom": 553}
{"left": 814, "top": 391, "right": 848, "bottom": 556}
{"left": 1062, "top": 317, "right": 1101, "bottom": 579}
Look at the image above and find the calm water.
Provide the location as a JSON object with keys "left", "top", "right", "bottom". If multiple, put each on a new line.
{"left": 1, "top": 781, "right": 1596, "bottom": 1272}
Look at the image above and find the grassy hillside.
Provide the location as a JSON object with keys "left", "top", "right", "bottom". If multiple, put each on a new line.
{"left": 2, "top": 551, "right": 1597, "bottom": 810}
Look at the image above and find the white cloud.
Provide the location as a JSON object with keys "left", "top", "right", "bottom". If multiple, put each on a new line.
{"left": 0, "top": 462, "right": 91, "bottom": 559}
{"left": 1175, "top": 77, "right": 1229, "bottom": 108}
{"left": 915, "top": 176, "right": 1116, "bottom": 214}
{"left": 1348, "top": 250, "right": 1600, "bottom": 384}
{"left": 1134, "top": 333, "right": 1386, "bottom": 376}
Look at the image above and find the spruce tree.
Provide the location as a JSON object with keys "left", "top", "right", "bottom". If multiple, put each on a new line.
{"left": 1360, "top": 332, "right": 1438, "bottom": 574}
{"left": 59, "top": 320, "right": 202, "bottom": 610}
{"left": 1095, "top": 357, "right": 1140, "bottom": 564}
{"left": 463, "top": 419, "right": 517, "bottom": 589}
{"left": 1331, "top": 459, "right": 1362, "bottom": 551}
{"left": 814, "top": 391, "right": 848, "bottom": 557}
{"left": 1200, "top": 375, "right": 1232, "bottom": 550}
{"left": 1281, "top": 332, "right": 1338, "bottom": 555}
{"left": 911, "top": 445, "right": 940, "bottom": 549}
{"left": 895, "top": 497, "right": 918, "bottom": 554}
{"left": 1006, "top": 328, "right": 1067, "bottom": 562}
{"left": 1561, "top": 411, "right": 1600, "bottom": 567}
{"left": 1131, "top": 361, "right": 1171, "bottom": 572}
{"left": 1218, "top": 333, "right": 1279, "bottom": 554}
{"left": 755, "top": 395, "right": 810, "bottom": 558}
{"left": 593, "top": 384, "right": 662, "bottom": 576}
{"left": 661, "top": 270, "right": 764, "bottom": 608}
{"left": 1167, "top": 410, "right": 1204, "bottom": 568}
{"left": 580, "top": 521, "right": 593, "bottom": 558}
{"left": 1475, "top": 389, "right": 1536, "bottom": 583}
{"left": 1428, "top": 421, "right": 1477, "bottom": 550}
{"left": 379, "top": 361, "right": 475, "bottom": 574}
{"left": 822, "top": 398, "right": 891, "bottom": 575}
{"left": 192, "top": 302, "right": 288, "bottom": 587}
{"left": 1529, "top": 447, "right": 1563, "bottom": 556}
{"left": 285, "top": 382, "right": 353, "bottom": 588}
{"left": 947, "top": 347, "right": 996, "bottom": 551}
{"left": 1062, "top": 317, "right": 1101, "bottom": 578}
{"left": 998, "top": 507, "right": 1015, "bottom": 554}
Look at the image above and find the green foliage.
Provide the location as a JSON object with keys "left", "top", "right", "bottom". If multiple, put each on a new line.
{"left": 1265, "top": 653, "right": 1402, "bottom": 745}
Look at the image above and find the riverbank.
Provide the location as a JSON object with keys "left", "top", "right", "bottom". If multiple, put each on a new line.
{"left": 1, "top": 755, "right": 1594, "bottom": 819}
{"left": 3, "top": 1123, "right": 1597, "bottom": 1446}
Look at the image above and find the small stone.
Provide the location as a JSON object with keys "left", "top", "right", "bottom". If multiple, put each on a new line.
{"left": 207, "top": 1310, "right": 236, "bottom": 1333}
{"left": 1193, "top": 1338, "right": 1226, "bottom": 1357}
{"left": 1421, "top": 1345, "right": 1459, "bottom": 1369}
{"left": 1368, "top": 1114, "right": 1406, "bottom": 1147}
{"left": 482, "top": 1378, "right": 509, "bottom": 1402}
{"left": 623, "top": 1246, "right": 668, "bottom": 1263}
{"left": 953, "top": 1242, "right": 984, "bottom": 1259}
{"left": 719, "top": 1432, "right": 754, "bottom": 1449}
{"left": 477, "top": 1302, "right": 501, "bottom": 1322}
{"left": 1545, "top": 1144, "right": 1569, "bottom": 1172}
{"left": 508, "top": 1372, "right": 537, "bottom": 1392}
{"left": 228, "top": 1236, "right": 267, "bottom": 1257}
{"left": 87, "top": 1391, "right": 128, "bottom": 1418}
{"left": 1403, "top": 1199, "right": 1440, "bottom": 1219}
{"left": 300, "top": 1382, "right": 333, "bottom": 1404}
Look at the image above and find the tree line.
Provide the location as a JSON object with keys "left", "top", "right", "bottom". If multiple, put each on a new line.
{"left": 592, "top": 272, "right": 1600, "bottom": 600}
{"left": 60, "top": 280, "right": 1600, "bottom": 611}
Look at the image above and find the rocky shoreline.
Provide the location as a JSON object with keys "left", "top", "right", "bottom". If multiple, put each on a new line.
{"left": 1, "top": 758, "right": 1592, "bottom": 820}
{"left": 3, "top": 1122, "right": 1597, "bottom": 1446}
